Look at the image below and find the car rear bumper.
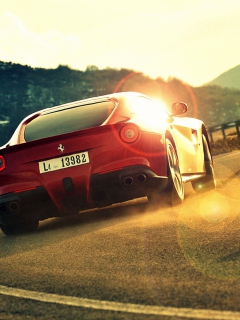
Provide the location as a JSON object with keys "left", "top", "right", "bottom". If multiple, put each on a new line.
{"left": 0, "top": 187, "right": 58, "bottom": 225}
{"left": 90, "top": 165, "right": 168, "bottom": 207}
{"left": 0, "top": 166, "right": 168, "bottom": 225}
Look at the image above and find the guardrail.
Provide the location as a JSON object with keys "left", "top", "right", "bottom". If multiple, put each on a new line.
{"left": 207, "top": 120, "right": 240, "bottom": 143}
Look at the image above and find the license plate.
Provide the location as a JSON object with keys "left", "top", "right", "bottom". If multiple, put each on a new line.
{"left": 39, "top": 152, "right": 89, "bottom": 174}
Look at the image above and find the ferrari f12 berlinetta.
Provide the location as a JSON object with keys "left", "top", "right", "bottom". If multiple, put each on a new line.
{"left": 0, "top": 92, "right": 216, "bottom": 235}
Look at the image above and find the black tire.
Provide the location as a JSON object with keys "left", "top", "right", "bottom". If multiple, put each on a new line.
{"left": 0, "top": 219, "right": 39, "bottom": 236}
{"left": 148, "top": 138, "right": 184, "bottom": 206}
{"left": 191, "top": 135, "right": 216, "bottom": 192}
{"left": 163, "top": 138, "right": 184, "bottom": 205}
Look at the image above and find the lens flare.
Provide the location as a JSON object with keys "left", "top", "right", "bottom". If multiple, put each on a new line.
{"left": 177, "top": 190, "right": 240, "bottom": 280}
{"left": 199, "top": 193, "right": 230, "bottom": 224}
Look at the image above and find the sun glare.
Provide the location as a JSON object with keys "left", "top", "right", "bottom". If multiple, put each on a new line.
{"left": 132, "top": 98, "right": 169, "bottom": 131}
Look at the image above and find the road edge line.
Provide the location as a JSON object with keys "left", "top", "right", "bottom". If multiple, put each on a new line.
{"left": 0, "top": 285, "right": 240, "bottom": 319}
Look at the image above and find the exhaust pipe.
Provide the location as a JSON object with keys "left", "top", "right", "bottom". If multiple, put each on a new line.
{"left": 9, "top": 201, "right": 20, "bottom": 212}
{"left": 137, "top": 174, "right": 147, "bottom": 183}
{"left": 123, "top": 176, "right": 134, "bottom": 186}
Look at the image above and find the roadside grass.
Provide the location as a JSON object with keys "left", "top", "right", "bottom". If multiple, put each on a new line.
{"left": 210, "top": 135, "right": 240, "bottom": 156}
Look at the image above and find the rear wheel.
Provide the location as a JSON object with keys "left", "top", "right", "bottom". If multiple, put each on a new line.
{"left": 148, "top": 138, "right": 184, "bottom": 206}
{"left": 164, "top": 138, "right": 184, "bottom": 205}
{"left": 0, "top": 219, "right": 39, "bottom": 236}
{"left": 191, "top": 135, "right": 216, "bottom": 192}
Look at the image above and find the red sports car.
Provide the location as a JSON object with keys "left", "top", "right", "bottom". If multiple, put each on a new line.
{"left": 0, "top": 92, "right": 216, "bottom": 235}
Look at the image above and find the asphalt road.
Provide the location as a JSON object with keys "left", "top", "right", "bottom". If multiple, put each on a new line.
{"left": 0, "top": 151, "right": 239, "bottom": 320}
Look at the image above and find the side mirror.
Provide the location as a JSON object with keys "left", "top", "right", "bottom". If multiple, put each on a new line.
{"left": 171, "top": 102, "right": 188, "bottom": 116}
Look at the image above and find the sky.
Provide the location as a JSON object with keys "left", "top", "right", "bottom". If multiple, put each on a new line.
{"left": 0, "top": 0, "right": 240, "bottom": 87}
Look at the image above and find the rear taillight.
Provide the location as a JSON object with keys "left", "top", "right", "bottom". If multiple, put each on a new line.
{"left": 0, "top": 155, "right": 6, "bottom": 172}
{"left": 120, "top": 125, "right": 139, "bottom": 143}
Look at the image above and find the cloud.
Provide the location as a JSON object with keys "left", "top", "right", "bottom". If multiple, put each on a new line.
{"left": 0, "top": 12, "right": 83, "bottom": 68}
{"left": 1, "top": 0, "right": 240, "bottom": 86}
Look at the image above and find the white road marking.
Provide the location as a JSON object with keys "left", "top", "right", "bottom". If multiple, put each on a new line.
{"left": 0, "top": 285, "right": 240, "bottom": 319}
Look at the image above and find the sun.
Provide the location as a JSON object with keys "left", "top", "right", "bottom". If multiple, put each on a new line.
{"left": 131, "top": 97, "right": 170, "bottom": 131}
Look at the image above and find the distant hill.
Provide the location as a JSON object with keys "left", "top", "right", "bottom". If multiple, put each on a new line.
{"left": 207, "top": 64, "right": 240, "bottom": 89}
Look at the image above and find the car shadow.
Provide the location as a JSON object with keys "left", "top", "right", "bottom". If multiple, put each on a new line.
{"left": 0, "top": 186, "right": 210, "bottom": 261}
{"left": 0, "top": 197, "right": 165, "bottom": 259}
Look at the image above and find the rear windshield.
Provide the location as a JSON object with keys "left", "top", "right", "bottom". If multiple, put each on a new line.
{"left": 24, "top": 101, "right": 115, "bottom": 142}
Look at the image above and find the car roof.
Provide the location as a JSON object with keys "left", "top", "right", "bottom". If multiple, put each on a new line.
{"left": 40, "top": 91, "right": 141, "bottom": 115}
